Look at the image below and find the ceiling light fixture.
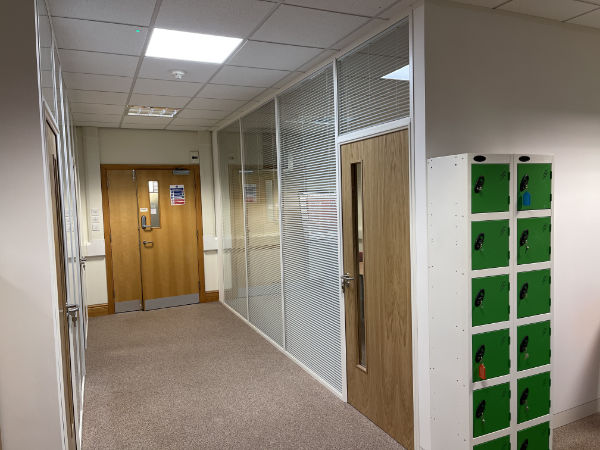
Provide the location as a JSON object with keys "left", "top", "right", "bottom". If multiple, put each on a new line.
{"left": 171, "top": 69, "right": 186, "bottom": 80}
{"left": 146, "top": 28, "right": 242, "bottom": 63}
{"left": 381, "top": 64, "right": 410, "bottom": 81}
{"left": 127, "top": 105, "right": 179, "bottom": 118}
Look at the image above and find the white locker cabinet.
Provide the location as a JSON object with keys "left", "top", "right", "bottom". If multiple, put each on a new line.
{"left": 428, "top": 154, "right": 553, "bottom": 450}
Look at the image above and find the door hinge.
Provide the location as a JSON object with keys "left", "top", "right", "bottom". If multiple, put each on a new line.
{"left": 112, "top": 287, "right": 115, "bottom": 298}
{"left": 132, "top": 169, "right": 136, "bottom": 181}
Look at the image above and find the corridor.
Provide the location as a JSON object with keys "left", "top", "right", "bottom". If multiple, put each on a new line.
{"left": 82, "top": 303, "right": 403, "bottom": 449}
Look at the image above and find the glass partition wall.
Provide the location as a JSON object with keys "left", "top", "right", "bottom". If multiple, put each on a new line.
{"left": 217, "top": 18, "right": 411, "bottom": 395}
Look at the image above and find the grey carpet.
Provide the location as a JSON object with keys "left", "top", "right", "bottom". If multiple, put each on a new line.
{"left": 82, "top": 302, "right": 404, "bottom": 449}
{"left": 553, "top": 413, "right": 600, "bottom": 450}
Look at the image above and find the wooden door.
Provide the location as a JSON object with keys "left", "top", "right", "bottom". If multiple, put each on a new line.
{"left": 136, "top": 169, "right": 201, "bottom": 309}
{"left": 341, "top": 130, "right": 413, "bottom": 448}
{"left": 106, "top": 170, "right": 143, "bottom": 313}
{"left": 45, "top": 120, "right": 76, "bottom": 449}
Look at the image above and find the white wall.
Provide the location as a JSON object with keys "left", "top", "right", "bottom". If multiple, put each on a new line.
{"left": 0, "top": 1, "right": 66, "bottom": 448}
{"left": 425, "top": 0, "right": 600, "bottom": 426}
{"left": 78, "top": 127, "right": 218, "bottom": 305}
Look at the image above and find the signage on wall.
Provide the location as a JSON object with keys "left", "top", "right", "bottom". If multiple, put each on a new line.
{"left": 170, "top": 185, "right": 185, "bottom": 205}
{"left": 244, "top": 184, "right": 257, "bottom": 203}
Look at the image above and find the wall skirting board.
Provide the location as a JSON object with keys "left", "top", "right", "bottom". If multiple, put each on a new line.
{"left": 552, "top": 399, "right": 600, "bottom": 429}
{"left": 202, "top": 291, "right": 219, "bottom": 302}
{"left": 87, "top": 303, "right": 109, "bottom": 317}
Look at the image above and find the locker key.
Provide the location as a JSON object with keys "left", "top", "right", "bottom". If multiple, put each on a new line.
{"left": 520, "top": 439, "right": 529, "bottom": 450}
{"left": 519, "top": 283, "right": 529, "bottom": 300}
{"left": 520, "top": 174, "right": 530, "bottom": 192}
{"left": 520, "top": 388, "right": 530, "bottom": 410}
{"left": 520, "top": 229, "right": 530, "bottom": 252}
{"left": 475, "top": 345, "right": 486, "bottom": 380}
{"left": 474, "top": 233, "right": 485, "bottom": 251}
{"left": 520, "top": 335, "right": 530, "bottom": 360}
{"left": 478, "top": 363, "right": 486, "bottom": 380}
{"left": 475, "top": 289, "right": 485, "bottom": 308}
{"left": 474, "top": 175, "right": 485, "bottom": 193}
{"left": 475, "top": 400, "right": 486, "bottom": 424}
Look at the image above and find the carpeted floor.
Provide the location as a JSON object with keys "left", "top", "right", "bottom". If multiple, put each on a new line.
{"left": 553, "top": 413, "right": 600, "bottom": 450}
{"left": 82, "top": 302, "right": 404, "bottom": 449}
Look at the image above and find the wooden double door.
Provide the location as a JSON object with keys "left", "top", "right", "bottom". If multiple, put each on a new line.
{"left": 341, "top": 130, "right": 414, "bottom": 448}
{"left": 103, "top": 166, "right": 206, "bottom": 313}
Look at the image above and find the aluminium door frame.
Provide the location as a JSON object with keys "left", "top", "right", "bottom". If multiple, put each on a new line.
{"left": 100, "top": 164, "right": 214, "bottom": 315}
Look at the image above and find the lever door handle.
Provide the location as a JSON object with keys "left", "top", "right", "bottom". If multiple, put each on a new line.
{"left": 143, "top": 240, "right": 154, "bottom": 246}
{"left": 66, "top": 303, "right": 80, "bottom": 323}
{"left": 340, "top": 273, "right": 354, "bottom": 291}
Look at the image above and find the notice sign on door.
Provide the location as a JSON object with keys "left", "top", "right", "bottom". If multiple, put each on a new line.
{"left": 170, "top": 185, "right": 185, "bottom": 205}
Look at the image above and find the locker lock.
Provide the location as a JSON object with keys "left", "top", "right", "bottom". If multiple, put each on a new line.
{"left": 520, "top": 229, "right": 529, "bottom": 247}
{"left": 475, "top": 345, "right": 486, "bottom": 363}
{"left": 520, "top": 336, "right": 529, "bottom": 355}
{"left": 520, "top": 439, "right": 529, "bottom": 450}
{"left": 475, "top": 400, "right": 486, "bottom": 421}
{"left": 520, "top": 387, "right": 530, "bottom": 406}
{"left": 474, "top": 176, "right": 485, "bottom": 193}
{"left": 474, "top": 233, "right": 485, "bottom": 251}
{"left": 475, "top": 289, "right": 485, "bottom": 307}
{"left": 519, "top": 283, "right": 529, "bottom": 300}
{"left": 520, "top": 174, "right": 530, "bottom": 192}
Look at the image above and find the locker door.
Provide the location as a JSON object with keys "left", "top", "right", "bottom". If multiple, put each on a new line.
{"left": 517, "top": 422, "right": 550, "bottom": 450}
{"left": 471, "top": 164, "right": 510, "bottom": 213}
{"left": 473, "top": 435, "right": 510, "bottom": 450}
{"left": 517, "top": 321, "right": 551, "bottom": 371}
{"left": 517, "top": 269, "right": 551, "bottom": 318}
{"left": 517, "top": 371, "right": 551, "bottom": 423}
{"left": 517, "top": 163, "right": 552, "bottom": 211}
{"left": 472, "top": 220, "right": 510, "bottom": 270}
{"left": 473, "top": 383, "right": 511, "bottom": 437}
{"left": 517, "top": 217, "right": 551, "bottom": 265}
{"left": 472, "top": 329, "right": 510, "bottom": 381}
{"left": 472, "top": 275, "right": 510, "bottom": 326}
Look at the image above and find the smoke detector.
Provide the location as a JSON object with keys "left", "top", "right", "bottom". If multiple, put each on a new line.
{"left": 171, "top": 70, "right": 186, "bottom": 80}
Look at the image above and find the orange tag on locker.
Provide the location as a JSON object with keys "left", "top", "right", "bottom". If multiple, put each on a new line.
{"left": 479, "top": 363, "right": 486, "bottom": 380}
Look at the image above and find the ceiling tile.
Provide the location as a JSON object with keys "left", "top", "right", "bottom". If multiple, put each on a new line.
{"left": 228, "top": 41, "right": 323, "bottom": 71}
{"left": 252, "top": 5, "right": 368, "bottom": 48}
{"left": 178, "top": 108, "right": 230, "bottom": 119}
{"left": 62, "top": 72, "right": 133, "bottom": 92}
{"left": 73, "top": 112, "right": 123, "bottom": 122}
{"left": 53, "top": 17, "right": 148, "bottom": 55}
{"left": 187, "top": 97, "right": 247, "bottom": 111}
{"left": 46, "top": 0, "right": 155, "bottom": 26}
{"left": 378, "top": 0, "right": 413, "bottom": 19}
{"left": 166, "top": 124, "right": 212, "bottom": 131}
{"left": 59, "top": 49, "right": 138, "bottom": 76}
{"left": 170, "top": 117, "right": 219, "bottom": 126}
{"left": 71, "top": 103, "right": 125, "bottom": 114}
{"left": 122, "top": 116, "right": 172, "bottom": 128}
{"left": 74, "top": 121, "right": 120, "bottom": 128}
{"left": 155, "top": 0, "right": 275, "bottom": 38}
{"left": 295, "top": 49, "right": 337, "bottom": 72}
{"left": 197, "top": 83, "right": 265, "bottom": 100}
{"left": 212, "top": 66, "right": 289, "bottom": 87}
{"left": 450, "top": 0, "right": 510, "bottom": 8}
{"left": 568, "top": 8, "right": 600, "bottom": 28}
{"left": 138, "top": 57, "right": 220, "bottom": 83}
{"left": 129, "top": 93, "right": 191, "bottom": 108}
{"left": 499, "top": 0, "right": 596, "bottom": 22}
{"left": 133, "top": 78, "right": 202, "bottom": 97}
{"left": 329, "top": 19, "right": 387, "bottom": 50}
{"left": 284, "top": 0, "right": 396, "bottom": 17}
{"left": 67, "top": 89, "right": 129, "bottom": 105}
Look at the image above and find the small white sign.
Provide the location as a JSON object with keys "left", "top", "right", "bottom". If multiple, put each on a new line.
{"left": 170, "top": 184, "right": 185, "bottom": 205}
{"left": 91, "top": 216, "right": 101, "bottom": 224}
{"left": 150, "top": 208, "right": 157, "bottom": 215}
{"left": 91, "top": 208, "right": 100, "bottom": 217}
{"left": 91, "top": 223, "right": 101, "bottom": 231}
{"left": 140, "top": 208, "right": 148, "bottom": 212}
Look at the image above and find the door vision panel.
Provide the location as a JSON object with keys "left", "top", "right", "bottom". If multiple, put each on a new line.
{"left": 341, "top": 130, "right": 413, "bottom": 448}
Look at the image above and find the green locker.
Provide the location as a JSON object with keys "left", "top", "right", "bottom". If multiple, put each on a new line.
{"left": 517, "top": 163, "right": 552, "bottom": 211}
{"left": 472, "top": 275, "right": 510, "bottom": 326}
{"left": 473, "top": 435, "right": 510, "bottom": 450}
{"left": 473, "top": 329, "right": 510, "bottom": 381}
{"left": 472, "top": 164, "right": 510, "bottom": 213}
{"left": 517, "top": 269, "right": 551, "bottom": 318}
{"left": 518, "top": 321, "right": 551, "bottom": 371}
{"left": 473, "top": 383, "right": 511, "bottom": 438}
{"left": 518, "top": 372, "right": 551, "bottom": 423}
{"left": 517, "top": 422, "right": 550, "bottom": 450}
{"left": 472, "top": 220, "right": 510, "bottom": 270}
{"left": 517, "top": 217, "right": 551, "bottom": 265}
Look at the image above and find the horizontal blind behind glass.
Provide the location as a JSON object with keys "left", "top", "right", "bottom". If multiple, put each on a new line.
{"left": 337, "top": 19, "right": 410, "bottom": 135}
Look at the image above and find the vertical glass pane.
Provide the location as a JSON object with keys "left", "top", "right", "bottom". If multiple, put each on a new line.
{"left": 148, "top": 180, "right": 160, "bottom": 227}
{"left": 352, "top": 163, "right": 366, "bottom": 368}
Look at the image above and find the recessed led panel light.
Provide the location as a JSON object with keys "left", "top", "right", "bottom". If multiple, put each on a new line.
{"left": 146, "top": 28, "right": 242, "bottom": 63}
{"left": 127, "top": 105, "right": 179, "bottom": 118}
{"left": 381, "top": 65, "right": 410, "bottom": 81}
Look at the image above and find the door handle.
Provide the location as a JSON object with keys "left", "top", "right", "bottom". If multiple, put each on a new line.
{"left": 79, "top": 256, "right": 87, "bottom": 267}
{"left": 141, "top": 215, "right": 151, "bottom": 231}
{"left": 142, "top": 240, "right": 154, "bottom": 247}
{"left": 66, "top": 303, "right": 79, "bottom": 323}
{"left": 340, "top": 273, "right": 354, "bottom": 291}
